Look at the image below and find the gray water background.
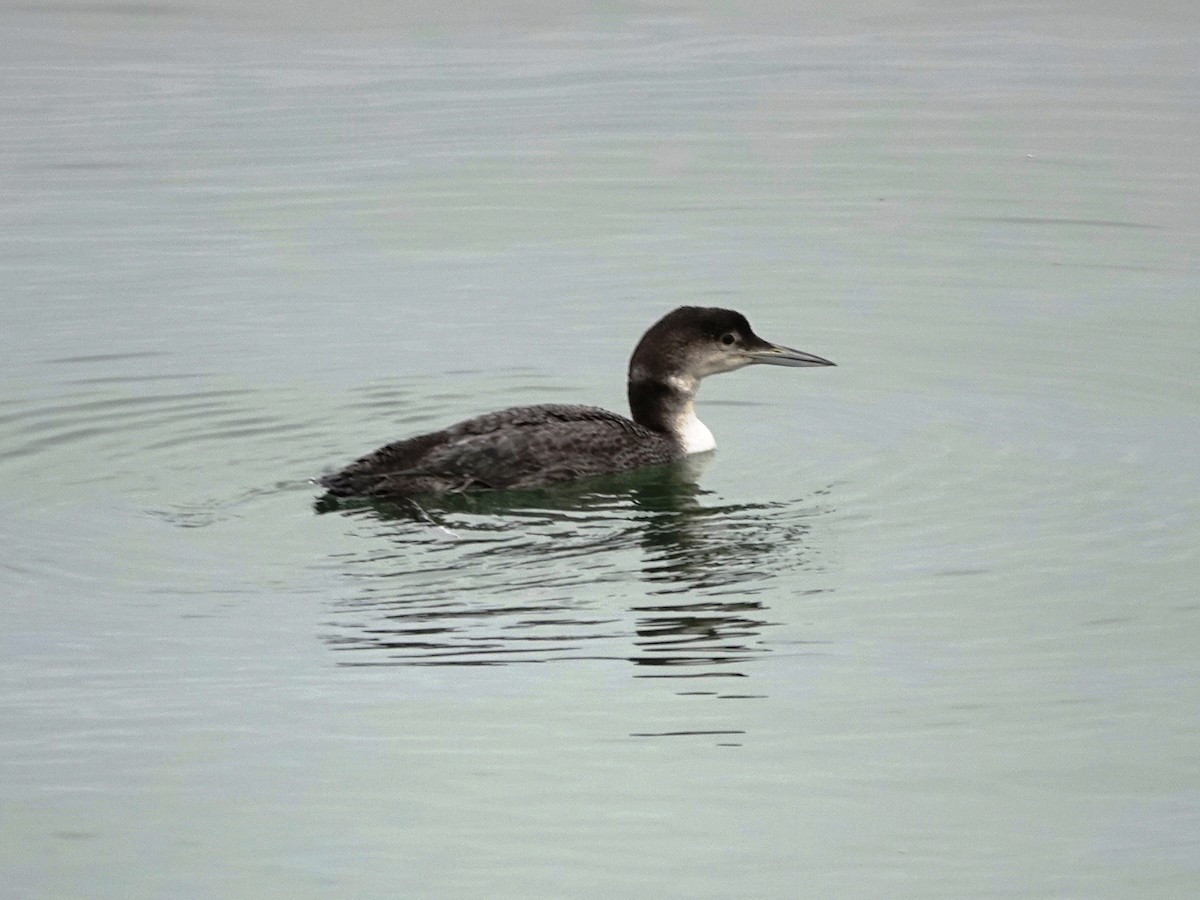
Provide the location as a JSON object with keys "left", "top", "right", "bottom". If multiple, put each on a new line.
{"left": 2, "top": 1, "right": 1199, "bottom": 897}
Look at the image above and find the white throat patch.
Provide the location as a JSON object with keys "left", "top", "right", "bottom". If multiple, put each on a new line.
{"left": 679, "top": 407, "right": 716, "bottom": 454}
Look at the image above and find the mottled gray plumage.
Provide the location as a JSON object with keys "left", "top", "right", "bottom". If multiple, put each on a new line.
{"left": 319, "top": 404, "right": 677, "bottom": 496}
{"left": 319, "top": 306, "right": 834, "bottom": 498}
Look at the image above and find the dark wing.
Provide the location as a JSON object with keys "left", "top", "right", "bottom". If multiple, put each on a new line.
{"left": 319, "top": 404, "right": 678, "bottom": 497}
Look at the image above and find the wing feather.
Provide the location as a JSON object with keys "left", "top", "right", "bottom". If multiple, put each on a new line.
{"left": 320, "top": 404, "right": 679, "bottom": 496}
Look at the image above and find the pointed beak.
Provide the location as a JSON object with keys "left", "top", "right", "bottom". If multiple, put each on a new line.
{"left": 745, "top": 341, "right": 836, "bottom": 368}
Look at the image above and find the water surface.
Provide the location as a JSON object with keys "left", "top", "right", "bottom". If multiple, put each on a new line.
{"left": 2, "top": 2, "right": 1199, "bottom": 897}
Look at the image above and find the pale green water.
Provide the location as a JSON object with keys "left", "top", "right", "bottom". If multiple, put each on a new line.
{"left": 2, "top": 3, "right": 1199, "bottom": 898}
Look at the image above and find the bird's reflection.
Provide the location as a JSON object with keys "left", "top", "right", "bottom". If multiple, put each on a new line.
{"left": 318, "top": 456, "right": 830, "bottom": 685}
{"left": 314, "top": 453, "right": 714, "bottom": 522}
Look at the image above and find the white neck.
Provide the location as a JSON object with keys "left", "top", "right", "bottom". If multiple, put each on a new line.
{"left": 627, "top": 372, "right": 715, "bottom": 453}
{"left": 678, "top": 403, "right": 716, "bottom": 454}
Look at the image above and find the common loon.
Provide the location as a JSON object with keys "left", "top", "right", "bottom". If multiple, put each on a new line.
{"left": 319, "top": 306, "right": 834, "bottom": 498}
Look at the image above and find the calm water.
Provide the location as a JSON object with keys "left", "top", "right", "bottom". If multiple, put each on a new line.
{"left": 3, "top": 2, "right": 1199, "bottom": 897}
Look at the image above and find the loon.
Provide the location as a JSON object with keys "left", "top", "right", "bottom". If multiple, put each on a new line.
{"left": 319, "top": 306, "right": 834, "bottom": 498}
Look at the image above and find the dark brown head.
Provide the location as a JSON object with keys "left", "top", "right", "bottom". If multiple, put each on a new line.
{"left": 628, "top": 306, "right": 834, "bottom": 386}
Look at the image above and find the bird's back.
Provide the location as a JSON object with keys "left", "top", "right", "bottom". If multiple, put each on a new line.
{"left": 319, "top": 403, "right": 680, "bottom": 497}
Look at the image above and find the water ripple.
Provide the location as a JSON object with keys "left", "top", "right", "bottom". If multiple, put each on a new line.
{"left": 0, "top": 367, "right": 331, "bottom": 529}
{"left": 318, "top": 469, "right": 831, "bottom": 669}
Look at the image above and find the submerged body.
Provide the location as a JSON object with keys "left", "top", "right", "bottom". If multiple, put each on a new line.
{"left": 319, "top": 306, "right": 833, "bottom": 498}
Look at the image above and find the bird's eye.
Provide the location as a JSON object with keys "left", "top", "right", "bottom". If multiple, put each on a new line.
{"left": 720, "top": 333, "right": 736, "bottom": 346}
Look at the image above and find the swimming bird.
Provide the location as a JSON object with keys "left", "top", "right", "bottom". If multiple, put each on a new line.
{"left": 319, "top": 306, "right": 834, "bottom": 498}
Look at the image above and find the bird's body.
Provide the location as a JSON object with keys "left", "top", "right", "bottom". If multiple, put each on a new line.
{"left": 319, "top": 306, "right": 833, "bottom": 499}
{"left": 318, "top": 404, "right": 676, "bottom": 496}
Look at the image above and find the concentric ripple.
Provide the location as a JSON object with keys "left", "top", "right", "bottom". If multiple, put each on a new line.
{"left": 318, "top": 470, "right": 833, "bottom": 669}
